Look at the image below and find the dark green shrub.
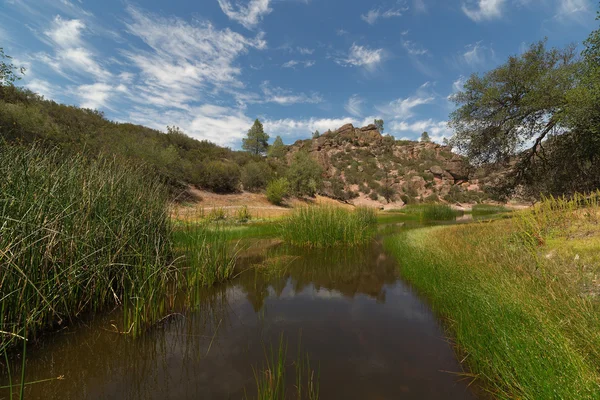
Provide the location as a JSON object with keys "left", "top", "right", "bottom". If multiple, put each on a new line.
{"left": 241, "top": 161, "right": 272, "bottom": 192}
{"left": 203, "top": 160, "right": 240, "bottom": 193}
{"left": 287, "top": 151, "right": 323, "bottom": 197}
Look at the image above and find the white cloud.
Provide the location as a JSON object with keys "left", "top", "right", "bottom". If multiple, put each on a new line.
{"left": 336, "top": 29, "right": 349, "bottom": 36}
{"left": 76, "top": 82, "right": 115, "bottom": 109}
{"left": 260, "top": 81, "right": 323, "bottom": 105}
{"left": 44, "top": 15, "right": 84, "bottom": 48}
{"left": 282, "top": 59, "right": 315, "bottom": 68}
{"left": 377, "top": 83, "right": 435, "bottom": 120}
{"left": 402, "top": 40, "right": 429, "bottom": 56}
{"left": 389, "top": 119, "right": 452, "bottom": 143}
{"left": 264, "top": 117, "right": 358, "bottom": 140}
{"left": 462, "top": 41, "right": 493, "bottom": 66}
{"left": 361, "top": 7, "right": 407, "bottom": 25}
{"left": 452, "top": 75, "right": 466, "bottom": 93}
{"left": 336, "top": 43, "right": 384, "bottom": 70}
{"left": 462, "top": 0, "right": 505, "bottom": 22}
{"left": 127, "top": 104, "right": 253, "bottom": 147}
{"left": 123, "top": 6, "right": 267, "bottom": 109}
{"left": 217, "top": 0, "right": 272, "bottom": 29}
{"left": 555, "top": 0, "right": 592, "bottom": 24}
{"left": 297, "top": 47, "right": 314, "bottom": 55}
{"left": 26, "top": 79, "right": 56, "bottom": 99}
{"left": 345, "top": 94, "right": 364, "bottom": 117}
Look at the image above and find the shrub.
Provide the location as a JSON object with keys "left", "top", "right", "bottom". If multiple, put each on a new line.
{"left": 369, "top": 192, "right": 379, "bottom": 201}
{"left": 287, "top": 151, "right": 323, "bottom": 197}
{"left": 241, "top": 161, "right": 272, "bottom": 192}
{"left": 203, "top": 160, "right": 240, "bottom": 193}
{"left": 266, "top": 178, "right": 290, "bottom": 205}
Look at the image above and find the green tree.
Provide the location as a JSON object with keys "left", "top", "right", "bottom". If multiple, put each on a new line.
{"left": 287, "top": 151, "right": 323, "bottom": 197}
{"left": 266, "top": 178, "right": 290, "bottom": 205}
{"left": 374, "top": 119, "right": 384, "bottom": 133}
{"left": 312, "top": 130, "right": 320, "bottom": 139}
{"left": 267, "top": 135, "right": 286, "bottom": 158}
{"left": 0, "top": 48, "right": 25, "bottom": 86}
{"left": 242, "top": 119, "right": 269, "bottom": 155}
{"left": 449, "top": 41, "right": 579, "bottom": 190}
{"left": 203, "top": 161, "right": 241, "bottom": 193}
{"left": 420, "top": 131, "right": 431, "bottom": 142}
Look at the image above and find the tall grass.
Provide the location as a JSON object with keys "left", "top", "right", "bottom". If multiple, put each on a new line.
{"left": 402, "top": 204, "right": 460, "bottom": 221}
{"left": 280, "top": 206, "right": 376, "bottom": 247}
{"left": 172, "top": 222, "right": 240, "bottom": 287}
{"left": 0, "top": 143, "right": 174, "bottom": 353}
{"left": 384, "top": 193, "right": 600, "bottom": 399}
{"left": 471, "top": 204, "right": 510, "bottom": 216}
{"left": 248, "top": 335, "right": 319, "bottom": 400}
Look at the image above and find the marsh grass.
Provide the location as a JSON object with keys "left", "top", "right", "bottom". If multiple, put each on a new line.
{"left": 280, "top": 206, "right": 376, "bottom": 247}
{"left": 401, "top": 204, "right": 461, "bottom": 221}
{"left": 248, "top": 335, "right": 319, "bottom": 400}
{"left": 384, "top": 193, "right": 600, "bottom": 399}
{"left": 173, "top": 222, "right": 240, "bottom": 287}
{"left": 0, "top": 143, "right": 174, "bottom": 353}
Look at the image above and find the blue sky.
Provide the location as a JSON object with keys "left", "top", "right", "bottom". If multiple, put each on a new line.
{"left": 1, "top": 0, "right": 597, "bottom": 147}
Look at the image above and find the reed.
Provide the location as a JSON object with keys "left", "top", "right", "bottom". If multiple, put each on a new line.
{"left": 279, "top": 206, "right": 376, "bottom": 247}
{"left": 0, "top": 143, "right": 174, "bottom": 352}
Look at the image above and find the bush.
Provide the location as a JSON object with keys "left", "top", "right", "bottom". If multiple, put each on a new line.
{"left": 266, "top": 178, "right": 290, "bottom": 205}
{"left": 203, "top": 160, "right": 240, "bottom": 193}
{"left": 369, "top": 192, "right": 379, "bottom": 201}
{"left": 287, "top": 151, "right": 323, "bottom": 197}
{"left": 241, "top": 161, "right": 272, "bottom": 192}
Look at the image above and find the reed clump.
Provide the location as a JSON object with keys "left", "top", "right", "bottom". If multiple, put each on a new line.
{"left": 280, "top": 206, "right": 376, "bottom": 247}
{"left": 0, "top": 143, "right": 174, "bottom": 352}
{"left": 402, "top": 204, "right": 460, "bottom": 221}
{"left": 384, "top": 193, "right": 600, "bottom": 399}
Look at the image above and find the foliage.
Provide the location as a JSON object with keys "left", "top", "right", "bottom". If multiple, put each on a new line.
{"left": 266, "top": 178, "right": 290, "bottom": 205}
{"left": 472, "top": 204, "right": 510, "bottom": 216}
{"left": 0, "top": 143, "right": 174, "bottom": 352}
{"left": 0, "top": 85, "right": 243, "bottom": 192}
{"left": 0, "top": 48, "right": 25, "bottom": 86}
{"left": 203, "top": 160, "right": 241, "bottom": 193}
{"left": 286, "top": 151, "right": 323, "bottom": 197}
{"left": 243, "top": 119, "right": 270, "bottom": 156}
{"left": 385, "top": 194, "right": 600, "bottom": 399}
{"left": 401, "top": 204, "right": 459, "bottom": 220}
{"left": 374, "top": 119, "right": 384, "bottom": 133}
{"left": 281, "top": 206, "right": 377, "bottom": 247}
{"left": 268, "top": 136, "right": 287, "bottom": 158}
{"left": 241, "top": 161, "right": 272, "bottom": 192}
{"left": 420, "top": 131, "right": 430, "bottom": 142}
{"left": 312, "top": 130, "right": 320, "bottom": 139}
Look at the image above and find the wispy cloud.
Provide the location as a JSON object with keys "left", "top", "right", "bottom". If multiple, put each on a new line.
{"left": 260, "top": 81, "right": 323, "bottom": 105}
{"left": 554, "top": 0, "right": 592, "bottom": 25}
{"left": 336, "top": 43, "right": 385, "bottom": 70}
{"left": 402, "top": 39, "right": 429, "bottom": 56}
{"left": 217, "top": 0, "right": 272, "bottom": 29}
{"left": 345, "top": 94, "right": 364, "bottom": 117}
{"left": 76, "top": 82, "right": 126, "bottom": 110}
{"left": 462, "top": 0, "right": 505, "bottom": 22}
{"left": 44, "top": 15, "right": 85, "bottom": 48}
{"left": 361, "top": 7, "right": 407, "bottom": 25}
{"left": 462, "top": 41, "right": 494, "bottom": 66}
{"left": 123, "top": 6, "right": 266, "bottom": 109}
{"left": 282, "top": 59, "right": 316, "bottom": 68}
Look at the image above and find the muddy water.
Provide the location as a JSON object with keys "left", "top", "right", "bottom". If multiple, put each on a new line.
{"left": 1, "top": 230, "right": 476, "bottom": 399}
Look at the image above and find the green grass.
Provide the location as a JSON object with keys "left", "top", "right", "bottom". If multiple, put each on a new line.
{"left": 247, "top": 335, "right": 319, "bottom": 400}
{"left": 0, "top": 143, "right": 174, "bottom": 354}
{"left": 400, "top": 204, "right": 461, "bottom": 221}
{"left": 280, "top": 206, "right": 377, "bottom": 247}
{"left": 471, "top": 204, "right": 510, "bottom": 216}
{"left": 384, "top": 193, "right": 600, "bottom": 399}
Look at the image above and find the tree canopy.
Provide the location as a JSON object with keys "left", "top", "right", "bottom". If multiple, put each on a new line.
{"left": 0, "top": 48, "right": 24, "bottom": 86}
{"left": 268, "top": 135, "right": 286, "bottom": 158}
{"left": 374, "top": 119, "right": 384, "bottom": 133}
{"left": 242, "top": 119, "right": 270, "bottom": 155}
{"left": 420, "top": 131, "right": 431, "bottom": 142}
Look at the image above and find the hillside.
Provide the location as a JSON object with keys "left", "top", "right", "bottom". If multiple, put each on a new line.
{"left": 287, "top": 123, "right": 488, "bottom": 207}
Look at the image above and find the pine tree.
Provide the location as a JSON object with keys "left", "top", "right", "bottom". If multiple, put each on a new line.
{"left": 242, "top": 119, "right": 270, "bottom": 155}
{"left": 268, "top": 135, "right": 286, "bottom": 158}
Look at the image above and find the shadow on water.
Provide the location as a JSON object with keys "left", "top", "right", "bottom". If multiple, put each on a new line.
{"left": 1, "top": 220, "right": 478, "bottom": 399}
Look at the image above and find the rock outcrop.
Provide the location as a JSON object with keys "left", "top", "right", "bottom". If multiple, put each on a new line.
{"left": 287, "top": 123, "right": 487, "bottom": 205}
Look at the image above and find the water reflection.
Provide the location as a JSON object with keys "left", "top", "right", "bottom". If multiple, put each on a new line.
{"left": 1, "top": 239, "right": 475, "bottom": 399}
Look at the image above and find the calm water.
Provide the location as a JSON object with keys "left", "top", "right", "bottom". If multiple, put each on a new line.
{"left": 1, "top": 228, "right": 476, "bottom": 399}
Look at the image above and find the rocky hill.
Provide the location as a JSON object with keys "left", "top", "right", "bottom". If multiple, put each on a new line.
{"left": 287, "top": 123, "right": 488, "bottom": 208}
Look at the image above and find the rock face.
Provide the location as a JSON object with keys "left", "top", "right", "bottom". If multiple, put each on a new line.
{"left": 287, "top": 123, "right": 487, "bottom": 205}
